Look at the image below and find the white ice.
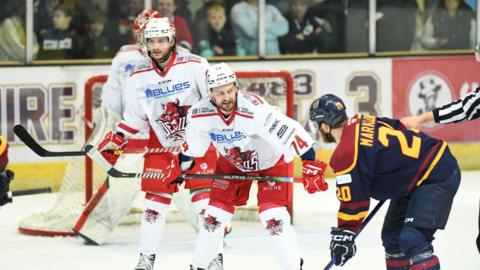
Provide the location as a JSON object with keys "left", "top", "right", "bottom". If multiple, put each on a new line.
{"left": 1, "top": 171, "right": 479, "bottom": 270}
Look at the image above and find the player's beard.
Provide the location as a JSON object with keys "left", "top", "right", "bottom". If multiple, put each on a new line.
{"left": 218, "top": 100, "right": 234, "bottom": 115}
{"left": 320, "top": 128, "right": 336, "bottom": 143}
{"left": 150, "top": 46, "right": 174, "bottom": 66}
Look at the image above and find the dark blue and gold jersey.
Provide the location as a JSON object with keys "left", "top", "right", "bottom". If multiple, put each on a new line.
{"left": 330, "top": 114, "right": 458, "bottom": 232}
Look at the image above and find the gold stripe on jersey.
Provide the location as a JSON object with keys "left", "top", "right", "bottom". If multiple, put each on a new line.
{"left": 337, "top": 210, "right": 369, "bottom": 221}
{"left": 416, "top": 141, "right": 448, "bottom": 187}
{"left": 335, "top": 122, "right": 360, "bottom": 175}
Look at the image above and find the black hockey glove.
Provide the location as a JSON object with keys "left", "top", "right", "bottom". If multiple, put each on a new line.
{"left": 0, "top": 170, "right": 14, "bottom": 206}
{"left": 330, "top": 227, "right": 357, "bottom": 266}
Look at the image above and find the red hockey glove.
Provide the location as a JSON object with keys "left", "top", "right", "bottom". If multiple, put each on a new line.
{"left": 302, "top": 160, "right": 328, "bottom": 193}
{"left": 97, "top": 131, "right": 127, "bottom": 165}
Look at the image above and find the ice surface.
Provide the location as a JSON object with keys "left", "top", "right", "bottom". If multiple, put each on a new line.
{"left": 1, "top": 171, "right": 479, "bottom": 270}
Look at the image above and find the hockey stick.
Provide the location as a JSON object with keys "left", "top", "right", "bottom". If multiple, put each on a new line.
{"left": 323, "top": 200, "right": 386, "bottom": 270}
{"left": 84, "top": 145, "right": 293, "bottom": 182}
{"left": 14, "top": 125, "right": 180, "bottom": 157}
{"left": 11, "top": 187, "right": 52, "bottom": 196}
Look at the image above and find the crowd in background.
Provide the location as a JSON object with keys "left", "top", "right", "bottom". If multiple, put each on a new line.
{"left": 0, "top": 0, "right": 477, "bottom": 61}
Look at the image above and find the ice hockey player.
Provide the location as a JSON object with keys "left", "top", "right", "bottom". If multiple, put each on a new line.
{"left": 0, "top": 135, "right": 14, "bottom": 208}
{"left": 93, "top": 17, "right": 218, "bottom": 270}
{"left": 309, "top": 94, "right": 461, "bottom": 269}
{"left": 178, "top": 62, "right": 328, "bottom": 270}
{"left": 74, "top": 9, "right": 198, "bottom": 245}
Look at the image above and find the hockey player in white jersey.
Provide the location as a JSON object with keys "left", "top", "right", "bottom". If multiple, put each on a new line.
{"left": 94, "top": 17, "right": 218, "bottom": 270}
{"left": 72, "top": 9, "right": 159, "bottom": 245}
{"left": 73, "top": 9, "right": 200, "bottom": 246}
{"left": 179, "top": 63, "right": 329, "bottom": 270}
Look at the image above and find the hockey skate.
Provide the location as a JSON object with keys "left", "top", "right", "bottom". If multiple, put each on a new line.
{"left": 208, "top": 253, "right": 223, "bottom": 270}
{"left": 134, "top": 253, "right": 155, "bottom": 270}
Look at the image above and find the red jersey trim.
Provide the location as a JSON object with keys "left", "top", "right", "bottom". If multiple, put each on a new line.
{"left": 192, "top": 113, "right": 218, "bottom": 118}
{"left": 236, "top": 111, "right": 254, "bottom": 119}
{"left": 118, "top": 122, "right": 140, "bottom": 135}
{"left": 153, "top": 50, "right": 177, "bottom": 77}
{"left": 244, "top": 92, "right": 264, "bottom": 104}
{"left": 172, "top": 59, "right": 202, "bottom": 67}
{"left": 130, "top": 67, "right": 154, "bottom": 77}
{"left": 333, "top": 119, "right": 360, "bottom": 175}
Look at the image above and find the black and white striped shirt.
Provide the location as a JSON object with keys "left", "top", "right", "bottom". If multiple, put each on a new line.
{"left": 432, "top": 87, "right": 480, "bottom": 124}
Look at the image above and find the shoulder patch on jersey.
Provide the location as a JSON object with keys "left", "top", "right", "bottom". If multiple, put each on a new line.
{"left": 130, "top": 62, "right": 152, "bottom": 76}
{"left": 239, "top": 91, "right": 264, "bottom": 106}
{"left": 175, "top": 54, "right": 202, "bottom": 64}
{"left": 237, "top": 106, "right": 254, "bottom": 116}
{"left": 191, "top": 105, "right": 216, "bottom": 115}
{"left": 330, "top": 118, "right": 360, "bottom": 175}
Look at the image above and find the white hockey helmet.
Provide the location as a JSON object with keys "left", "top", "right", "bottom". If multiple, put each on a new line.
{"left": 143, "top": 17, "right": 175, "bottom": 46}
{"left": 206, "top": 62, "right": 237, "bottom": 91}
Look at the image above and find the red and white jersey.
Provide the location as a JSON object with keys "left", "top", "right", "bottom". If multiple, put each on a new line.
{"left": 118, "top": 51, "right": 209, "bottom": 147}
{"left": 183, "top": 91, "right": 314, "bottom": 172}
{"left": 101, "top": 44, "right": 190, "bottom": 115}
{"left": 101, "top": 44, "right": 149, "bottom": 115}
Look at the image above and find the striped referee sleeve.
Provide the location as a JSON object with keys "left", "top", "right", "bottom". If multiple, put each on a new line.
{"left": 432, "top": 87, "right": 480, "bottom": 124}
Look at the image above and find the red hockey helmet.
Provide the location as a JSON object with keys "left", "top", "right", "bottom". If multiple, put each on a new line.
{"left": 133, "top": 9, "right": 161, "bottom": 33}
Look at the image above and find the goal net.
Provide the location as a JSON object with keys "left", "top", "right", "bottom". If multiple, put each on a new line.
{"left": 18, "top": 70, "right": 295, "bottom": 237}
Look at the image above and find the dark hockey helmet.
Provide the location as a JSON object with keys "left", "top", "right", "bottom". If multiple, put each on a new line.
{"left": 309, "top": 94, "right": 347, "bottom": 128}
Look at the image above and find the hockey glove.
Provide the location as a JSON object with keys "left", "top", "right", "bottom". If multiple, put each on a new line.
{"left": 301, "top": 160, "right": 328, "bottom": 193}
{"left": 330, "top": 227, "right": 357, "bottom": 266}
{"left": 170, "top": 153, "right": 195, "bottom": 185}
{"left": 0, "top": 170, "right": 14, "bottom": 206}
{"left": 97, "top": 131, "right": 127, "bottom": 165}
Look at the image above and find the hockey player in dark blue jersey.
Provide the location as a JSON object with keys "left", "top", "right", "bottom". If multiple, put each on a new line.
{"left": 308, "top": 94, "right": 461, "bottom": 270}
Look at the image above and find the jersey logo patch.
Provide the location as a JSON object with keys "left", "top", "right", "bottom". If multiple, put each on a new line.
{"left": 336, "top": 174, "right": 352, "bottom": 185}
{"left": 155, "top": 99, "right": 190, "bottom": 141}
{"left": 224, "top": 146, "right": 258, "bottom": 171}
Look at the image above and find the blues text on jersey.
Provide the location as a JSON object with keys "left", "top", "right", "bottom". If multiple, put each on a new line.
{"left": 145, "top": 81, "right": 191, "bottom": 99}
{"left": 209, "top": 131, "right": 247, "bottom": 144}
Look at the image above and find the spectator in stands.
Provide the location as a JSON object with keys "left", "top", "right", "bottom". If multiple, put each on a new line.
{"left": 196, "top": 3, "right": 245, "bottom": 57}
{"left": 280, "top": 0, "right": 332, "bottom": 54}
{"left": 0, "top": 0, "right": 39, "bottom": 61}
{"left": 304, "top": 0, "right": 342, "bottom": 52}
{"left": 194, "top": 0, "right": 236, "bottom": 26}
{"left": 87, "top": 8, "right": 114, "bottom": 58}
{"left": 421, "top": 0, "right": 475, "bottom": 50}
{"left": 156, "top": 0, "right": 195, "bottom": 51}
{"left": 174, "top": 0, "right": 194, "bottom": 26}
{"left": 35, "top": 0, "right": 60, "bottom": 44}
{"left": 38, "top": 1, "right": 91, "bottom": 59}
{"left": 105, "top": 0, "right": 144, "bottom": 48}
{"left": 230, "top": 0, "right": 288, "bottom": 55}
{"left": 376, "top": 0, "right": 418, "bottom": 52}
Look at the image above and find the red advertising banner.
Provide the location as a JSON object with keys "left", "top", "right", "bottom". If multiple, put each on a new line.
{"left": 393, "top": 56, "right": 480, "bottom": 142}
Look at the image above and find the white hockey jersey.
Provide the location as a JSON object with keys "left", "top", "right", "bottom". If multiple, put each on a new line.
{"left": 101, "top": 44, "right": 149, "bottom": 115}
{"left": 101, "top": 45, "right": 190, "bottom": 115}
{"left": 117, "top": 51, "right": 209, "bottom": 147}
{"left": 184, "top": 91, "right": 315, "bottom": 172}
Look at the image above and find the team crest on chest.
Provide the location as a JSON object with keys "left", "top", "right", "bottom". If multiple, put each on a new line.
{"left": 155, "top": 99, "right": 191, "bottom": 141}
{"left": 225, "top": 146, "right": 258, "bottom": 171}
